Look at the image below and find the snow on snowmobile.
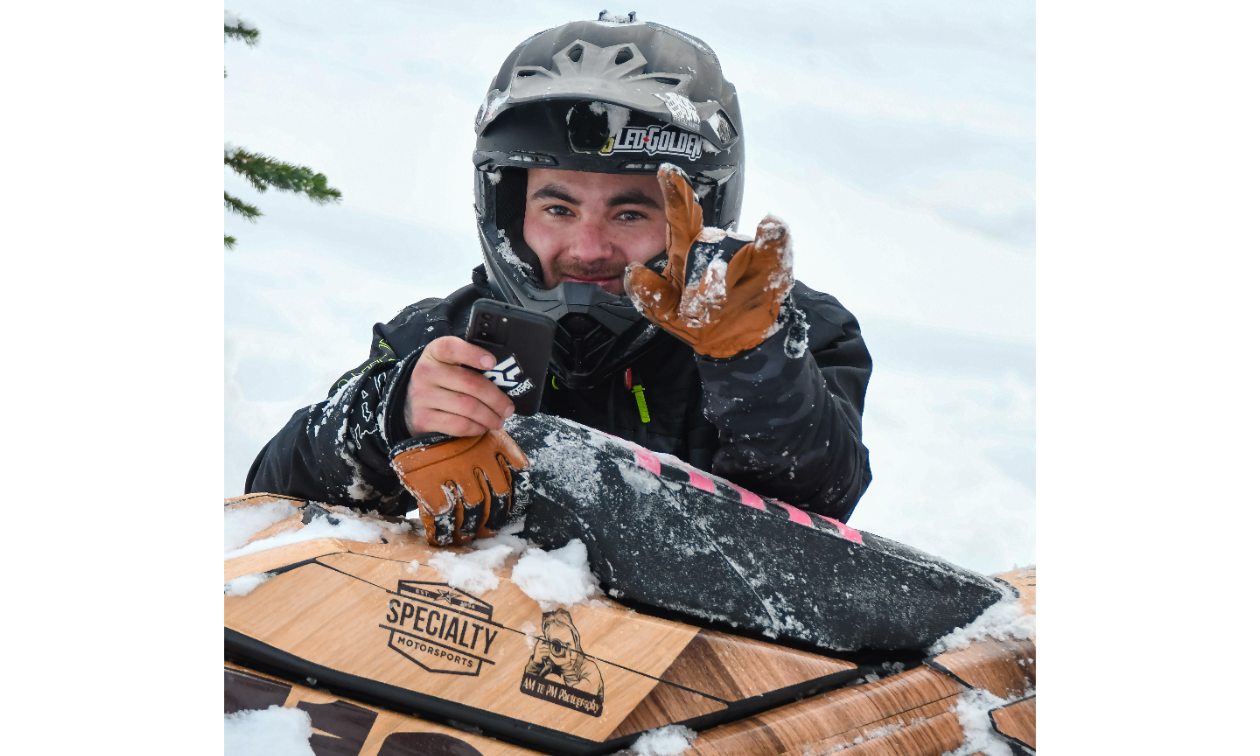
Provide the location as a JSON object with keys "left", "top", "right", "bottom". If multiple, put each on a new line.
{"left": 225, "top": 413, "right": 1036, "bottom": 756}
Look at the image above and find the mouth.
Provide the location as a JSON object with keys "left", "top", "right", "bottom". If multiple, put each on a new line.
{"left": 561, "top": 274, "right": 624, "bottom": 294}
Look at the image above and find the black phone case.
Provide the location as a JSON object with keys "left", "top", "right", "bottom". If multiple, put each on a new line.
{"left": 465, "top": 299, "right": 556, "bottom": 416}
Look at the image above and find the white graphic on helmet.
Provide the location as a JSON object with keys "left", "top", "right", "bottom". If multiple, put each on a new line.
{"left": 484, "top": 355, "right": 535, "bottom": 398}
{"left": 600, "top": 125, "right": 705, "bottom": 161}
{"left": 654, "top": 92, "right": 700, "bottom": 132}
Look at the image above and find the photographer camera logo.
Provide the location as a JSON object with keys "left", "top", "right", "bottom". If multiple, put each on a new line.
{"left": 519, "top": 609, "right": 604, "bottom": 717}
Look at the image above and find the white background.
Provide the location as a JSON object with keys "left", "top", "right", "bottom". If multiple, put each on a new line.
{"left": 224, "top": 0, "right": 1037, "bottom": 575}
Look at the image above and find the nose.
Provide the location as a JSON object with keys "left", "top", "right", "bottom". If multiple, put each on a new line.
{"left": 570, "top": 216, "right": 614, "bottom": 262}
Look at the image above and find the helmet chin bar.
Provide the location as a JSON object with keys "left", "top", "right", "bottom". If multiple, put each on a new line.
{"left": 550, "top": 281, "right": 640, "bottom": 335}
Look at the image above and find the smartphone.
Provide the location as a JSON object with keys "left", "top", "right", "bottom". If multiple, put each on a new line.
{"left": 465, "top": 299, "right": 556, "bottom": 416}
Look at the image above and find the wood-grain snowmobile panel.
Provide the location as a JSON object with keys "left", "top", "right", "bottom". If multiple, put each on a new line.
{"left": 228, "top": 562, "right": 658, "bottom": 742}
{"left": 225, "top": 488, "right": 1037, "bottom": 754}
{"left": 688, "top": 666, "right": 964, "bottom": 756}
{"left": 990, "top": 695, "right": 1035, "bottom": 752}
{"left": 226, "top": 546, "right": 734, "bottom": 745}
{"left": 927, "top": 638, "right": 1036, "bottom": 701}
{"left": 827, "top": 708, "right": 966, "bottom": 756}
{"left": 656, "top": 628, "right": 857, "bottom": 701}
{"left": 312, "top": 550, "right": 711, "bottom": 687}
{"left": 229, "top": 492, "right": 307, "bottom": 508}
{"left": 226, "top": 663, "right": 539, "bottom": 756}
{"left": 244, "top": 512, "right": 306, "bottom": 543}
{"left": 995, "top": 567, "right": 1036, "bottom": 626}
{"left": 224, "top": 538, "right": 346, "bottom": 583}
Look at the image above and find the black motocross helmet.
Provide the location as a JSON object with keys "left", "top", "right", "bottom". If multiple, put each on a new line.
{"left": 472, "top": 13, "right": 745, "bottom": 389}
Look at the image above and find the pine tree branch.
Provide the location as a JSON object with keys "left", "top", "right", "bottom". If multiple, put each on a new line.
{"left": 224, "top": 148, "right": 342, "bottom": 205}
{"left": 224, "top": 191, "right": 262, "bottom": 221}
{"left": 224, "top": 11, "right": 259, "bottom": 47}
{"left": 225, "top": 235, "right": 237, "bottom": 249}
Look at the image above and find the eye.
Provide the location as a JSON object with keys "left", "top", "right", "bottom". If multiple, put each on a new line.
{"left": 616, "top": 209, "right": 647, "bottom": 221}
{"left": 544, "top": 205, "right": 574, "bottom": 217}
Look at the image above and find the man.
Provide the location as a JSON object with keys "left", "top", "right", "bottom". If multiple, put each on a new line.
{"left": 246, "top": 16, "right": 872, "bottom": 545}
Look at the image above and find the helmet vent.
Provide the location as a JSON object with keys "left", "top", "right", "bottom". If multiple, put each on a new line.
{"left": 614, "top": 47, "right": 634, "bottom": 65}
{"left": 568, "top": 46, "right": 584, "bottom": 63}
{"left": 516, "top": 70, "right": 538, "bottom": 77}
{"left": 652, "top": 76, "right": 681, "bottom": 86}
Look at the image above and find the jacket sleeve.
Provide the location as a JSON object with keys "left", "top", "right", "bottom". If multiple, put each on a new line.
{"left": 695, "top": 284, "right": 873, "bottom": 521}
{"left": 244, "top": 302, "right": 455, "bottom": 513}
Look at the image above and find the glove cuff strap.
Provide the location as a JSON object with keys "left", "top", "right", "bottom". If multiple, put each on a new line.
{"left": 390, "top": 431, "right": 456, "bottom": 457}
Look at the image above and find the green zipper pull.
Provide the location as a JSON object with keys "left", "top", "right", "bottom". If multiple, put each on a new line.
{"left": 632, "top": 385, "right": 650, "bottom": 423}
{"left": 624, "top": 368, "right": 650, "bottom": 424}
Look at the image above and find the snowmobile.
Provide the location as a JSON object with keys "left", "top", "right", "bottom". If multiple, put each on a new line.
{"left": 225, "top": 414, "right": 1036, "bottom": 755}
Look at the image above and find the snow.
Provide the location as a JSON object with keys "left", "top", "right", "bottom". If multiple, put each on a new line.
{"left": 510, "top": 538, "right": 604, "bottom": 611}
{"left": 224, "top": 513, "right": 385, "bottom": 561}
{"left": 700, "top": 258, "right": 728, "bottom": 304}
{"left": 224, "top": 705, "right": 314, "bottom": 756}
{"left": 225, "top": 572, "right": 273, "bottom": 597}
{"left": 224, "top": 499, "right": 297, "bottom": 552}
{"left": 428, "top": 543, "right": 516, "bottom": 596}
{"left": 629, "top": 724, "right": 697, "bottom": 755}
{"left": 697, "top": 227, "right": 728, "bottom": 243}
{"left": 929, "top": 586, "right": 1035, "bottom": 654}
{"left": 223, "top": 11, "right": 257, "bottom": 32}
{"left": 495, "top": 230, "right": 534, "bottom": 277}
{"left": 846, "top": 723, "right": 904, "bottom": 747}
{"left": 617, "top": 459, "right": 662, "bottom": 495}
{"left": 519, "top": 620, "right": 537, "bottom": 651}
{"left": 589, "top": 101, "right": 631, "bottom": 135}
{"left": 942, "top": 688, "right": 1018, "bottom": 756}
{"left": 471, "top": 517, "right": 530, "bottom": 553}
{"left": 507, "top": 421, "right": 605, "bottom": 508}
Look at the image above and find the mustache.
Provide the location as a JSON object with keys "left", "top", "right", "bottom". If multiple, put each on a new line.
{"left": 549, "top": 257, "right": 628, "bottom": 281}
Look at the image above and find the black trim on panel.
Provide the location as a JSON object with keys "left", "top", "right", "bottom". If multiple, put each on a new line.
{"left": 225, "top": 629, "right": 615, "bottom": 756}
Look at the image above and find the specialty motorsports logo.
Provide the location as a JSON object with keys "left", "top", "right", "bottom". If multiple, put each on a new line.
{"left": 382, "top": 581, "right": 504, "bottom": 676}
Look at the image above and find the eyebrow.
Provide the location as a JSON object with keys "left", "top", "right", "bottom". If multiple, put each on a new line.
{"left": 607, "top": 188, "right": 661, "bottom": 210}
{"left": 529, "top": 184, "right": 661, "bottom": 210}
{"left": 530, "top": 184, "right": 579, "bottom": 205}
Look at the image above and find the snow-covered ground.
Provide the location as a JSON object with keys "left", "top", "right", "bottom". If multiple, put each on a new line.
{"left": 224, "top": 0, "right": 1034, "bottom": 575}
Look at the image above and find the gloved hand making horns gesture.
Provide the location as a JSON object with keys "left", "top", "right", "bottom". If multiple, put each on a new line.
{"left": 390, "top": 430, "right": 529, "bottom": 547}
{"left": 625, "top": 164, "right": 794, "bottom": 359}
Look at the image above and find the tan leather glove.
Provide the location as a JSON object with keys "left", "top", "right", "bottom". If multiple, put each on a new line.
{"left": 624, "top": 164, "right": 794, "bottom": 359}
{"left": 390, "top": 430, "right": 529, "bottom": 546}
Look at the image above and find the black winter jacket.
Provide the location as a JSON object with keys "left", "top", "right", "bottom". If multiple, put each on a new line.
{"left": 246, "top": 266, "right": 873, "bottom": 521}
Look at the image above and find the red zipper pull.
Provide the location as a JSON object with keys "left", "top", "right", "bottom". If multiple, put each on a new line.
{"left": 624, "top": 368, "right": 633, "bottom": 391}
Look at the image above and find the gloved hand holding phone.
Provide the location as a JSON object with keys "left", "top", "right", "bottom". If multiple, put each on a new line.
{"left": 392, "top": 299, "right": 552, "bottom": 546}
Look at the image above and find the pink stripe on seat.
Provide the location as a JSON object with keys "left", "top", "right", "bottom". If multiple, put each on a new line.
{"left": 687, "top": 470, "right": 716, "bottom": 493}
{"left": 777, "top": 501, "right": 813, "bottom": 527}
{"left": 634, "top": 448, "right": 661, "bottom": 475}
{"left": 729, "top": 484, "right": 765, "bottom": 510}
{"left": 816, "top": 514, "right": 864, "bottom": 545}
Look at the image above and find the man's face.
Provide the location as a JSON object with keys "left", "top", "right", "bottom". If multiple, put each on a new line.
{"left": 522, "top": 168, "right": 667, "bottom": 295}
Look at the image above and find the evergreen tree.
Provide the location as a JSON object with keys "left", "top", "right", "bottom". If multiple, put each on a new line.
{"left": 224, "top": 12, "right": 341, "bottom": 249}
